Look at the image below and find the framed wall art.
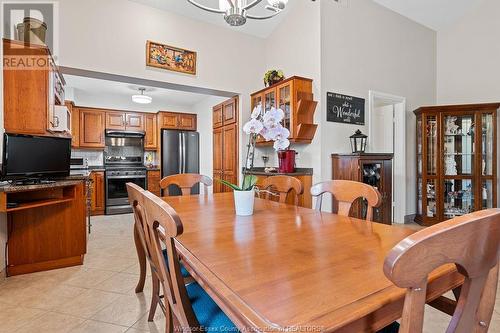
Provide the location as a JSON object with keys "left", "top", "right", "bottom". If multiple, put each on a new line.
{"left": 146, "top": 40, "right": 197, "bottom": 75}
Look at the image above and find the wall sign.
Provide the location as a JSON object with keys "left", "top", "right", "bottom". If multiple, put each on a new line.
{"left": 326, "top": 92, "right": 365, "bottom": 125}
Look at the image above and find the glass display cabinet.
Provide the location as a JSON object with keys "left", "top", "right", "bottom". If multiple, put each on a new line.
{"left": 414, "top": 103, "right": 499, "bottom": 226}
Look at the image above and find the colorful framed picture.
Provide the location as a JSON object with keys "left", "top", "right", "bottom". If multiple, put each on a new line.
{"left": 146, "top": 40, "right": 197, "bottom": 75}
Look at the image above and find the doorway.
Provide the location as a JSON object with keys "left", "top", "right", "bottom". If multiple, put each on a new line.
{"left": 368, "top": 91, "right": 406, "bottom": 224}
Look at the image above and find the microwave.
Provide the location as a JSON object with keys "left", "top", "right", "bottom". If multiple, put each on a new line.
{"left": 49, "top": 105, "right": 71, "bottom": 133}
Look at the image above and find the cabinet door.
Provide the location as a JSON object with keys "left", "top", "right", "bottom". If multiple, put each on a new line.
{"left": 91, "top": 171, "right": 105, "bottom": 215}
{"left": 160, "top": 112, "right": 179, "bottom": 129}
{"left": 213, "top": 127, "right": 224, "bottom": 193}
{"left": 80, "top": 109, "right": 105, "bottom": 148}
{"left": 71, "top": 107, "right": 80, "bottom": 148}
{"left": 213, "top": 104, "right": 223, "bottom": 129}
{"left": 179, "top": 114, "right": 197, "bottom": 130}
{"left": 277, "top": 81, "right": 293, "bottom": 137}
{"left": 144, "top": 113, "right": 158, "bottom": 150}
{"left": 147, "top": 170, "right": 161, "bottom": 197}
{"left": 126, "top": 113, "right": 144, "bottom": 131}
{"left": 222, "top": 124, "right": 238, "bottom": 190}
{"left": 106, "top": 111, "right": 126, "bottom": 130}
{"left": 222, "top": 98, "right": 237, "bottom": 126}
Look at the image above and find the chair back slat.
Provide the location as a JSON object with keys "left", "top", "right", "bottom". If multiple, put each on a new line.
{"left": 140, "top": 190, "right": 200, "bottom": 332}
{"left": 160, "top": 173, "right": 213, "bottom": 196}
{"left": 259, "top": 175, "right": 304, "bottom": 206}
{"left": 310, "top": 180, "right": 382, "bottom": 221}
{"left": 384, "top": 209, "right": 500, "bottom": 333}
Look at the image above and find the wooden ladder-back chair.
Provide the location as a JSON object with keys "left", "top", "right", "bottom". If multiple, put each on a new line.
{"left": 384, "top": 209, "right": 500, "bottom": 333}
{"left": 259, "top": 175, "right": 304, "bottom": 206}
{"left": 140, "top": 190, "right": 237, "bottom": 333}
{"left": 310, "top": 180, "right": 382, "bottom": 221}
{"left": 160, "top": 173, "right": 213, "bottom": 196}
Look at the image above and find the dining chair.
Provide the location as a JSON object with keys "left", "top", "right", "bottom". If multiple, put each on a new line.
{"left": 127, "top": 183, "right": 191, "bottom": 322}
{"left": 140, "top": 189, "right": 237, "bottom": 333}
{"left": 310, "top": 180, "right": 382, "bottom": 221}
{"left": 160, "top": 173, "right": 213, "bottom": 196}
{"left": 384, "top": 209, "right": 500, "bottom": 333}
{"left": 259, "top": 175, "right": 304, "bottom": 206}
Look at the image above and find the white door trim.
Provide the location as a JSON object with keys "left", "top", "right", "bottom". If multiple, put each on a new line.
{"left": 368, "top": 90, "right": 406, "bottom": 224}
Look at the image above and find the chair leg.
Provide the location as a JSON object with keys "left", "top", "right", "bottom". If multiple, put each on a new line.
{"left": 165, "top": 300, "right": 173, "bottom": 333}
{"left": 134, "top": 226, "right": 147, "bottom": 293}
{"left": 148, "top": 273, "right": 160, "bottom": 322}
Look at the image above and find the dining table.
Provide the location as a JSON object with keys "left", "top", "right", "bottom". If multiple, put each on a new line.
{"left": 134, "top": 192, "right": 463, "bottom": 333}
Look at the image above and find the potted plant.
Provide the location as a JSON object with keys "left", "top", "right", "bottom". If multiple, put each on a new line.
{"left": 219, "top": 175, "right": 258, "bottom": 216}
{"left": 264, "top": 69, "right": 285, "bottom": 87}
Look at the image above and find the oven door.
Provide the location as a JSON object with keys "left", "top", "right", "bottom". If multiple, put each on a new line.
{"left": 106, "top": 174, "right": 147, "bottom": 207}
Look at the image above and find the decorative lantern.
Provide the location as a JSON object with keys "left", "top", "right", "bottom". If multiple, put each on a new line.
{"left": 350, "top": 129, "right": 367, "bottom": 153}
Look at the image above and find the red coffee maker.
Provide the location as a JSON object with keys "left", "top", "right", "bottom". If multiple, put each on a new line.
{"left": 277, "top": 149, "right": 296, "bottom": 173}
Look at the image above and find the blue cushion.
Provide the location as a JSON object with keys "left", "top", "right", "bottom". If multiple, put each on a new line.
{"left": 162, "top": 249, "right": 190, "bottom": 278}
{"left": 377, "top": 322, "right": 400, "bottom": 333}
{"left": 186, "top": 282, "right": 238, "bottom": 332}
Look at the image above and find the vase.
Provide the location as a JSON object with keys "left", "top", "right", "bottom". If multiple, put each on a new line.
{"left": 233, "top": 189, "right": 255, "bottom": 216}
{"left": 277, "top": 149, "right": 296, "bottom": 173}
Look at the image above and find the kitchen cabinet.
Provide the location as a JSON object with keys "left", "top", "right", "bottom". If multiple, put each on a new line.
{"left": 159, "top": 112, "right": 197, "bottom": 131}
{"left": 90, "top": 171, "right": 105, "bottom": 216}
{"left": 251, "top": 76, "right": 317, "bottom": 145}
{"left": 79, "top": 108, "right": 105, "bottom": 148}
{"left": 147, "top": 170, "right": 161, "bottom": 197}
{"left": 105, "top": 111, "right": 144, "bottom": 131}
{"left": 213, "top": 97, "right": 239, "bottom": 193}
{"left": 67, "top": 102, "right": 80, "bottom": 148}
{"left": 144, "top": 113, "right": 158, "bottom": 150}
{"left": 414, "top": 103, "right": 499, "bottom": 226}
{"left": 332, "top": 153, "right": 393, "bottom": 225}
{"left": 3, "top": 38, "right": 66, "bottom": 137}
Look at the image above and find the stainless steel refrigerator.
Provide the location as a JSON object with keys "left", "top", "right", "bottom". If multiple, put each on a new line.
{"left": 161, "top": 129, "right": 200, "bottom": 196}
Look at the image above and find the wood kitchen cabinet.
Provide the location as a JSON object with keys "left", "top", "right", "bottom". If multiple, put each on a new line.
{"left": 147, "top": 170, "right": 161, "bottom": 196}
{"left": 3, "top": 38, "right": 66, "bottom": 137}
{"left": 67, "top": 101, "right": 80, "bottom": 148}
{"left": 251, "top": 76, "right": 317, "bottom": 145}
{"left": 332, "top": 153, "right": 393, "bottom": 225}
{"left": 144, "top": 113, "right": 158, "bottom": 150}
{"left": 105, "top": 111, "right": 144, "bottom": 131}
{"left": 159, "top": 112, "right": 197, "bottom": 131}
{"left": 213, "top": 104, "right": 223, "bottom": 129}
{"left": 79, "top": 108, "right": 105, "bottom": 148}
{"left": 90, "top": 171, "right": 105, "bottom": 216}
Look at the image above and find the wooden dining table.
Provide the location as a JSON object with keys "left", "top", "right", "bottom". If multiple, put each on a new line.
{"left": 134, "top": 192, "right": 463, "bottom": 333}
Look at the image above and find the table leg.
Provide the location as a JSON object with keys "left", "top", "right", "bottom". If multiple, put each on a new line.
{"left": 134, "top": 225, "right": 147, "bottom": 293}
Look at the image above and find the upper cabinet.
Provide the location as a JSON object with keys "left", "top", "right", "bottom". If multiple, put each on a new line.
{"left": 159, "top": 112, "right": 197, "bottom": 131}
{"left": 213, "top": 97, "right": 238, "bottom": 129}
{"left": 105, "top": 111, "right": 144, "bottom": 131}
{"left": 3, "top": 39, "right": 66, "bottom": 137}
{"left": 79, "top": 108, "right": 105, "bottom": 148}
{"left": 144, "top": 113, "right": 158, "bottom": 150}
{"left": 251, "top": 76, "right": 317, "bottom": 145}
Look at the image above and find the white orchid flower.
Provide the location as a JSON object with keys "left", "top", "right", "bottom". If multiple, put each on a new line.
{"left": 251, "top": 104, "right": 262, "bottom": 119}
{"left": 243, "top": 118, "right": 264, "bottom": 135}
{"left": 263, "top": 107, "right": 284, "bottom": 124}
{"left": 273, "top": 138, "right": 290, "bottom": 151}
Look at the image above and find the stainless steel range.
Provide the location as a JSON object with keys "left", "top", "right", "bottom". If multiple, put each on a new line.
{"left": 104, "top": 130, "right": 147, "bottom": 215}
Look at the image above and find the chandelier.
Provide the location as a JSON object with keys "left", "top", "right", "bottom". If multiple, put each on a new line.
{"left": 187, "top": 0, "right": 289, "bottom": 26}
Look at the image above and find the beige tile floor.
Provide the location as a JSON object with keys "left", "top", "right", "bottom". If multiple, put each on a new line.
{"left": 0, "top": 214, "right": 498, "bottom": 333}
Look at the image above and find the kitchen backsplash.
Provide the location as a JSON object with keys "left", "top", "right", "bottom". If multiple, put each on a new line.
{"left": 71, "top": 150, "right": 104, "bottom": 166}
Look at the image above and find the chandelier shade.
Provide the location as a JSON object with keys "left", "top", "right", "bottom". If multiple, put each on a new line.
{"left": 132, "top": 88, "right": 152, "bottom": 104}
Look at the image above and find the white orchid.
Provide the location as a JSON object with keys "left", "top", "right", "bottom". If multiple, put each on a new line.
{"left": 243, "top": 118, "right": 264, "bottom": 135}
{"left": 273, "top": 138, "right": 290, "bottom": 150}
{"left": 263, "top": 107, "right": 284, "bottom": 124}
{"left": 251, "top": 104, "right": 262, "bottom": 119}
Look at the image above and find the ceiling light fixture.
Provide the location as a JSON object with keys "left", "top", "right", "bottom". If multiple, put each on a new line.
{"left": 187, "top": 0, "right": 288, "bottom": 27}
{"left": 132, "top": 88, "right": 152, "bottom": 104}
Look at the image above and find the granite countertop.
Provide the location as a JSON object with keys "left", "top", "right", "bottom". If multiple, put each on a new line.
{"left": 145, "top": 165, "right": 160, "bottom": 171}
{"left": 243, "top": 167, "right": 313, "bottom": 176}
{"left": 0, "top": 178, "right": 86, "bottom": 193}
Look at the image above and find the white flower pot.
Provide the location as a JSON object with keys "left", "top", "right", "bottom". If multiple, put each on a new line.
{"left": 233, "top": 189, "right": 255, "bottom": 216}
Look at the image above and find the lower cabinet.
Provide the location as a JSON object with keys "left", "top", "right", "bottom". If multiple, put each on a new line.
{"left": 147, "top": 170, "right": 161, "bottom": 197}
{"left": 91, "top": 171, "right": 105, "bottom": 215}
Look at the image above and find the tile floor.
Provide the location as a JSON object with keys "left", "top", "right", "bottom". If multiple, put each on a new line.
{"left": 0, "top": 214, "right": 498, "bottom": 333}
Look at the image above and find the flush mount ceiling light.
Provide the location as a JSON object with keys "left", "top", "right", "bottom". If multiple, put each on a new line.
{"left": 132, "top": 88, "right": 152, "bottom": 104}
{"left": 187, "top": 0, "right": 288, "bottom": 26}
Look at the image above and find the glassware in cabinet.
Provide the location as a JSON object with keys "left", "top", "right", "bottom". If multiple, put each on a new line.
{"left": 443, "top": 114, "right": 475, "bottom": 176}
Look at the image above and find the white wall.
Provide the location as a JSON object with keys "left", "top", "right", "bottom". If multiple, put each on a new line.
{"left": 320, "top": 0, "right": 437, "bottom": 215}
{"left": 437, "top": 0, "right": 500, "bottom": 104}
